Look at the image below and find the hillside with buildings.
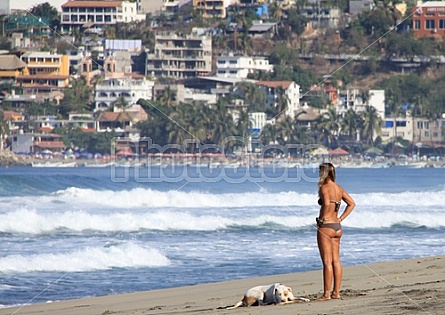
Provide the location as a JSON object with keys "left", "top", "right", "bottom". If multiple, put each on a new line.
{"left": 0, "top": 0, "right": 444, "bottom": 163}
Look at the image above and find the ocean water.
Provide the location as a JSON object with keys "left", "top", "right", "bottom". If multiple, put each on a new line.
{"left": 0, "top": 165, "right": 444, "bottom": 308}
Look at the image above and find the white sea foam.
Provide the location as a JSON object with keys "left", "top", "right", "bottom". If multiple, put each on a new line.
{"left": 1, "top": 188, "right": 444, "bottom": 234}
{"left": 29, "top": 187, "right": 445, "bottom": 209}
{"left": 0, "top": 242, "right": 170, "bottom": 273}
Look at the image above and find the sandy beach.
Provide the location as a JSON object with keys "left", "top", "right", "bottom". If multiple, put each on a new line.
{"left": 1, "top": 255, "right": 443, "bottom": 315}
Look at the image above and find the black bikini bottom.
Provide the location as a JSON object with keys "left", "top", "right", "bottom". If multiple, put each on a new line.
{"left": 318, "top": 222, "right": 342, "bottom": 232}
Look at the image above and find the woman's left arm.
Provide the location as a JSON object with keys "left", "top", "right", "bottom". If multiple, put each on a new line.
{"left": 339, "top": 188, "right": 356, "bottom": 222}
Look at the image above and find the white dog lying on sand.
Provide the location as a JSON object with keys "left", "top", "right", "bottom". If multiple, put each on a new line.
{"left": 226, "top": 283, "right": 310, "bottom": 309}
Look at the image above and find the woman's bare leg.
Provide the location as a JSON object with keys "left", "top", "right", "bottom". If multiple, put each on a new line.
{"left": 331, "top": 235, "right": 342, "bottom": 299}
{"left": 317, "top": 229, "right": 333, "bottom": 300}
{"left": 317, "top": 228, "right": 343, "bottom": 300}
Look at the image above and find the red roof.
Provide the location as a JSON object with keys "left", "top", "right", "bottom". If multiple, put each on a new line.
{"left": 255, "top": 81, "right": 292, "bottom": 89}
{"left": 62, "top": 1, "right": 122, "bottom": 8}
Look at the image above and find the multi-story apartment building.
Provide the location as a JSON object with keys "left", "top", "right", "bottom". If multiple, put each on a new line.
{"left": 146, "top": 31, "right": 212, "bottom": 79}
{"left": 349, "top": 0, "right": 374, "bottom": 15}
{"left": 336, "top": 89, "right": 385, "bottom": 118}
{"left": 94, "top": 77, "right": 154, "bottom": 111}
{"left": 193, "top": 0, "right": 233, "bottom": 19}
{"left": 61, "top": 0, "right": 145, "bottom": 33}
{"left": 413, "top": 117, "right": 445, "bottom": 146}
{"left": 255, "top": 81, "right": 300, "bottom": 118}
{"left": 216, "top": 54, "right": 273, "bottom": 79}
{"left": 412, "top": 1, "right": 445, "bottom": 38}
{"left": 17, "top": 51, "right": 70, "bottom": 98}
{"left": 299, "top": 7, "right": 342, "bottom": 28}
{"left": 381, "top": 116, "right": 414, "bottom": 143}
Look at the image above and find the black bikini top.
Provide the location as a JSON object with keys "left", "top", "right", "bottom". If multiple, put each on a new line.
{"left": 318, "top": 199, "right": 341, "bottom": 211}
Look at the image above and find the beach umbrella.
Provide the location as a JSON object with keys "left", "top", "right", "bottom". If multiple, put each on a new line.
{"left": 116, "top": 148, "right": 135, "bottom": 156}
{"left": 329, "top": 147, "right": 349, "bottom": 155}
{"left": 364, "top": 147, "right": 383, "bottom": 155}
{"left": 312, "top": 147, "right": 329, "bottom": 155}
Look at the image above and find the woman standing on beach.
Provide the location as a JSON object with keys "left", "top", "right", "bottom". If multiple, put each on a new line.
{"left": 316, "top": 162, "right": 355, "bottom": 300}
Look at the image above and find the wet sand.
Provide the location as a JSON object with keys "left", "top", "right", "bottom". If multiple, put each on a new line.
{"left": 1, "top": 255, "right": 444, "bottom": 315}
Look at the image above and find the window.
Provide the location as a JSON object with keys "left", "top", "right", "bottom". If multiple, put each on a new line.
{"left": 424, "top": 131, "right": 429, "bottom": 137}
{"left": 426, "top": 20, "right": 435, "bottom": 29}
{"left": 396, "top": 121, "right": 406, "bottom": 127}
{"left": 417, "top": 121, "right": 423, "bottom": 129}
{"left": 385, "top": 121, "right": 393, "bottom": 128}
{"left": 424, "top": 121, "right": 430, "bottom": 129}
{"left": 433, "top": 132, "right": 438, "bottom": 138}
{"left": 414, "top": 20, "right": 420, "bottom": 29}
{"left": 440, "top": 19, "right": 445, "bottom": 29}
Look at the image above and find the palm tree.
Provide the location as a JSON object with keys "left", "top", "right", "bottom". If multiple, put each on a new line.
{"left": 167, "top": 104, "right": 190, "bottom": 145}
{"left": 260, "top": 123, "right": 277, "bottom": 145}
{"left": 211, "top": 99, "right": 237, "bottom": 151}
{"left": 159, "top": 85, "right": 177, "bottom": 107}
{"left": 0, "top": 110, "right": 10, "bottom": 152}
{"left": 236, "top": 109, "right": 252, "bottom": 139}
{"left": 361, "top": 105, "right": 382, "bottom": 146}
{"left": 276, "top": 116, "right": 295, "bottom": 145}
{"left": 274, "top": 86, "right": 289, "bottom": 117}
{"left": 316, "top": 107, "right": 340, "bottom": 148}
{"left": 341, "top": 109, "right": 362, "bottom": 141}
{"left": 269, "top": 1, "right": 283, "bottom": 22}
{"left": 112, "top": 94, "right": 130, "bottom": 128}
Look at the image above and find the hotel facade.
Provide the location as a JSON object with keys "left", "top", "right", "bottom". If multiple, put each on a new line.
{"left": 61, "top": 0, "right": 145, "bottom": 33}
{"left": 412, "top": 1, "right": 445, "bottom": 38}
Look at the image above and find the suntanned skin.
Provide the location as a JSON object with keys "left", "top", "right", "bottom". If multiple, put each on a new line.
{"left": 317, "top": 179, "right": 355, "bottom": 301}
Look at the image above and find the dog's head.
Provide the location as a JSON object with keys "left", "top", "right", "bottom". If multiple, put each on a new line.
{"left": 274, "top": 284, "right": 294, "bottom": 302}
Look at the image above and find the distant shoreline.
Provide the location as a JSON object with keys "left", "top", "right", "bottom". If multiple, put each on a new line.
{"left": 1, "top": 151, "right": 444, "bottom": 169}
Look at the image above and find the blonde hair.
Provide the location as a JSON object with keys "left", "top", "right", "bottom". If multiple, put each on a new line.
{"left": 318, "top": 163, "right": 336, "bottom": 189}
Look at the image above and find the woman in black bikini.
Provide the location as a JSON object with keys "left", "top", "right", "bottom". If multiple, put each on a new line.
{"left": 317, "top": 163, "right": 356, "bottom": 301}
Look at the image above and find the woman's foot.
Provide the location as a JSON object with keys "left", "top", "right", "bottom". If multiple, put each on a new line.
{"left": 331, "top": 292, "right": 341, "bottom": 299}
{"left": 317, "top": 295, "right": 331, "bottom": 301}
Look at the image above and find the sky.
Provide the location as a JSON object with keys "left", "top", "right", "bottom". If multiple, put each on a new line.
{"left": 10, "top": 0, "right": 67, "bottom": 12}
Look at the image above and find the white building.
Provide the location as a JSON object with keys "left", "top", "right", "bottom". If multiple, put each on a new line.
{"left": 95, "top": 77, "right": 155, "bottom": 111}
{"left": 249, "top": 112, "right": 267, "bottom": 130}
{"left": 369, "top": 89, "right": 385, "bottom": 118}
{"left": 381, "top": 115, "right": 414, "bottom": 143}
{"left": 146, "top": 31, "right": 212, "bottom": 79}
{"left": 255, "top": 81, "right": 300, "bottom": 118}
{"left": 61, "top": 0, "right": 145, "bottom": 33}
{"left": 216, "top": 55, "right": 273, "bottom": 79}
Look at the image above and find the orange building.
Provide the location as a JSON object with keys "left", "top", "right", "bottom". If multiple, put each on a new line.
{"left": 17, "top": 51, "right": 70, "bottom": 98}
{"left": 412, "top": 1, "right": 445, "bottom": 38}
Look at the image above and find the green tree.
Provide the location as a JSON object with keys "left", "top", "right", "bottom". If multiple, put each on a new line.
{"left": 316, "top": 107, "right": 340, "bottom": 148}
{"left": 260, "top": 123, "right": 277, "bottom": 145}
{"left": 341, "top": 109, "right": 362, "bottom": 140}
{"left": 361, "top": 105, "right": 382, "bottom": 146}
{"left": 276, "top": 116, "right": 295, "bottom": 144}
{"left": 59, "top": 77, "right": 92, "bottom": 117}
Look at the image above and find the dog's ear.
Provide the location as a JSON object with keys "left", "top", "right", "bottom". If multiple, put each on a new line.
{"left": 288, "top": 286, "right": 293, "bottom": 292}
